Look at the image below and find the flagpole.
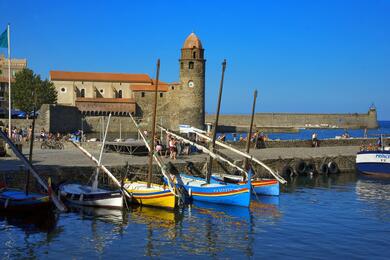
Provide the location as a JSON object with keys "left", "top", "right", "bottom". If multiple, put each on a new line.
{"left": 7, "top": 24, "right": 11, "bottom": 138}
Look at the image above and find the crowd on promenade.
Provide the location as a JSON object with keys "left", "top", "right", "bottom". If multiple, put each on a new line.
{"left": 0, "top": 125, "right": 83, "bottom": 144}
{"left": 150, "top": 130, "right": 271, "bottom": 160}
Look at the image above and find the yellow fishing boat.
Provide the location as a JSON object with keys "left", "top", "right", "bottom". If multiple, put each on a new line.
{"left": 124, "top": 181, "right": 176, "bottom": 209}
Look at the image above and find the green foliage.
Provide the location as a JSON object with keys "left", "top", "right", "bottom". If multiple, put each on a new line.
{"left": 10, "top": 68, "right": 57, "bottom": 113}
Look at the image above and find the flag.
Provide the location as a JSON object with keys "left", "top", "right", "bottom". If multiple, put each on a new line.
{"left": 0, "top": 28, "right": 7, "bottom": 48}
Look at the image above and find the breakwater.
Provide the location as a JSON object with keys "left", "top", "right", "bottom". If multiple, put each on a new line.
{"left": 0, "top": 140, "right": 359, "bottom": 190}
{"left": 206, "top": 107, "right": 378, "bottom": 131}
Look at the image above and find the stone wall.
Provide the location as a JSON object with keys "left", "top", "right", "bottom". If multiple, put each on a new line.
{"left": 229, "top": 137, "right": 390, "bottom": 149}
{"left": 206, "top": 109, "right": 378, "bottom": 130}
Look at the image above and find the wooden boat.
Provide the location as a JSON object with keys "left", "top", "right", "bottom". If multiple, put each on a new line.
{"left": 0, "top": 130, "right": 67, "bottom": 212}
{"left": 123, "top": 181, "right": 176, "bottom": 209}
{"left": 124, "top": 60, "right": 179, "bottom": 210}
{"left": 60, "top": 114, "right": 125, "bottom": 209}
{"left": 170, "top": 172, "right": 251, "bottom": 207}
{"left": 59, "top": 184, "right": 123, "bottom": 209}
{"left": 0, "top": 188, "right": 51, "bottom": 212}
{"left": 211, "top": 173, "right": 280, "bottom": 196}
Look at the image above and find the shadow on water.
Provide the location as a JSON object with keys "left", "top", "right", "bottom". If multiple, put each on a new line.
{"left": 0, "top": 209, "right": 58, "bottom": 235}
{"left": 0, "top": 209, "right": 61, "bottom": 259}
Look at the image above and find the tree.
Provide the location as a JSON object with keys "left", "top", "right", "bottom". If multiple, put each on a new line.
{"left": 10, "top": 68, "right": 57, "bottom": 113}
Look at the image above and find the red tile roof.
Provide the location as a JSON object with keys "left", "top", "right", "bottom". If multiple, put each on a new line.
{"left": 131, "top": 84, "right": 168, "bottom": 92}
{"left": 50, "top": 71, "right": 152, "bottom": 83}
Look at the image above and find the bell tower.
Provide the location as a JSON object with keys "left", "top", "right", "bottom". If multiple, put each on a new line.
{"left": 178, "top": 32, "right": 206, "bottom": 129}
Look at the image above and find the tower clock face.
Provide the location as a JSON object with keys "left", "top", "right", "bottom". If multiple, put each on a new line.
{"left": 188, "top": 80, "right": 194, "bottom": 88}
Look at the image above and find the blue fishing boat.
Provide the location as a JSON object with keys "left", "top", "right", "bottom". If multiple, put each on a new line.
{"left": 211, "top": 174, "right": 280, "bottom": 196}
{"left": 169, "top": 171, "right": 251, "bottom": 207}
{"left": 0, "top": 188, "right": 51, "bottom": 212}
{"left": 356, "top": 150, "right": 390, "bottom": 176}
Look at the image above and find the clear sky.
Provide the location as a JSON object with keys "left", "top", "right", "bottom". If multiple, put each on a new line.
{"left": 1, "top": 0, "right": 389, "bottom": 119}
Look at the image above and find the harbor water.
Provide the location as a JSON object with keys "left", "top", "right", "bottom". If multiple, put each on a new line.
{"left": 1, "top": 172, "right": 389, "bottom": 259}
{"left": 222, "top": 120, "right": 390, "bottom": 141}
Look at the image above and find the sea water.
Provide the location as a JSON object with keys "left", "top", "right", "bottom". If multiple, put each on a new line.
{"left": 222, "top": 120, "right": 390, "bottom": 141}
{"left": 0, "top": 172, "right": 389, "bottom": 259}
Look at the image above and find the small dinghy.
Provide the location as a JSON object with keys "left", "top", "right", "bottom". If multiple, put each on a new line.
{"left": 59, "top": 113, "right": 124, "bottom": 209}
{"left": 0, "top": 188, "right": 51, "bottom": 212}
{"left": 59, "top": 184, "right": 123, "bottom": 209}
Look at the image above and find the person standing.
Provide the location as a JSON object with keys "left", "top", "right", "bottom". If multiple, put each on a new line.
{"left": 312, "top": 132, "right": 319, "bottom": 147}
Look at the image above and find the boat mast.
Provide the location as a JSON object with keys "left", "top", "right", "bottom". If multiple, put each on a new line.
{"left": 244, "top": 89, "right": 257, "bottom": 173}
{"left": 147, "top": 59, "right": 160, "bottom": 188}
{"left": 25, "top": 84, "right": 38, "bottom": 195}
{"left": 92, "top": 113, "right": 111, "bottom": 191}
{"left": 206, "top": 59, "right": 227, "bottom": 183}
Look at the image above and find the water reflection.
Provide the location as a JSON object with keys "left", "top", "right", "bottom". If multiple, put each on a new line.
{"left": 125, "top": 199, "right": 281, "bottom": 257}
{"left": 283, "top": 172, "right": 358, "bottom": 193}
{"left": 0, "top": 210, "right": 59, "bottom": 259}
{"left": 355, "top": 177, "right": 390, "bottom": 222}
{"left": 67, "top": 205, "right": 128, "bottom": 254}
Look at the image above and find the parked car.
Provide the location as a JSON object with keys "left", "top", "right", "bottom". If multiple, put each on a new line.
{"left": 11, "top": 109, "right": 26, "bottom": 119}
{"left": 29, "top": 111, "right": 39, "bottom": 119}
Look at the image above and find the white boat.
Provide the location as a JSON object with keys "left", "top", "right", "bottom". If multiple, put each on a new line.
{"left": 60, "top": 113, "right": 124, "bottom": 209}
{"left": 59, "top": 184, "right": 123, "bottom": 209}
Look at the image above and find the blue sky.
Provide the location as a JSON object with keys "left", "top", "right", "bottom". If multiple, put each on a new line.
{"left": 1, "top": 0, "right": 389, "bottom": 119}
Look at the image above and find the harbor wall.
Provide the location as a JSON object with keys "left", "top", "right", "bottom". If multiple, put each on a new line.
{"left": 1, "top": 105, "right": 378, "bottom": 134}
{"left": 206, "top": 109, "right": 378, "bottom": 130}
{"left": 0, "top": 154, "right": 357, "bottom": 192}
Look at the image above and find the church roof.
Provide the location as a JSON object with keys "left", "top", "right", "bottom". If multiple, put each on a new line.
{"left": 50, "top": 71, "right": 152, "bottom": 83}
{"left": 182, "top": 32, "right": 203, "bottom": 49}
{"left": 131, "top": 80, "right": 169, "bottom": 92}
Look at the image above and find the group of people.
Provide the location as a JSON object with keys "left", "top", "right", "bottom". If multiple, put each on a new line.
{"left": 154, "top": 134, "right": 192, "bottom": 160}
{"left": 1, "top": 125, "right": 33, "bottom": 143}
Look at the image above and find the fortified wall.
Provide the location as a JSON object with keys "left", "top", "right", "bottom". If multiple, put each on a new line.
{"left": 206, "top": 108, "right": 378, "bottom": 131}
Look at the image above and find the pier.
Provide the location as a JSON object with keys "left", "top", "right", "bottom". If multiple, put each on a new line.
{"left": 0, "top": 141, "right": 361, "bottom": 189}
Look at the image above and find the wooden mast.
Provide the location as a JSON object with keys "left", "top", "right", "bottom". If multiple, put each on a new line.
{"left": 206, "top": 59, "right": 227, "bottom": 183}
{"left": 147, "top": 59, "right": 160, "bottom": 188}
{"left": 25, "top": 85, "right": 37, "bottom": 195}
{"left": 0, "top": 129, "right": 67, "bottom": 211}
{"left": 244, "top": 89, "right": 257, "bottom": 173}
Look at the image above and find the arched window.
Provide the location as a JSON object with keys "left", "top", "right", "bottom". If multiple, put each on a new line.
{"left": 118, "top": 90, "right": 122, "bottom": 98}
{"left": 193, "top": 51, "right": 196, "bottom": 59}
{"left": 189, "top": 62, "right": 194, "bottom": 69}
{"left": 80, "top": 89, "right": 85, "bottom": 97}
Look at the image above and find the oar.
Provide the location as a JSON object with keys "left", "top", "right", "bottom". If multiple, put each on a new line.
{"left": 0, "top": 129, "right": 67, "bottom": 212}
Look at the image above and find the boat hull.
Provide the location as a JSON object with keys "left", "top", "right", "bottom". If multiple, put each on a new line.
{"left": 356, "top": 151, "right": 390, "bottom": 176}
{"left": 0, "top": 189, "right": 51, "bottom": 212}
{"left": 124, "top": 181, "right": 176, "bottom": 209}
{"left": 212, "top": 175, "right": 280, "bottom": 196}
{"left": 251, "top": 180, "right": 280, "bottom": 196}
{"left": 174, "top": 174, "right": 251, "bottom": 207}
{"left": 59, "top": 184, "right": 123, "bottom": 209}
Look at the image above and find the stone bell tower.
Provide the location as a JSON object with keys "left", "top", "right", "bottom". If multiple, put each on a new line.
{"left": 177, "top": 32, "right": 206, "bottom": 129}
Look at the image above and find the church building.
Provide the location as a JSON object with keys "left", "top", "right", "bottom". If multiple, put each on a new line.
{"left": 50, "top": 33, "right": 205, "bottom": 130}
